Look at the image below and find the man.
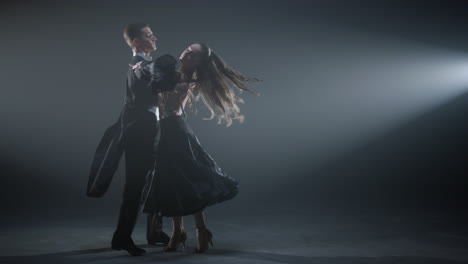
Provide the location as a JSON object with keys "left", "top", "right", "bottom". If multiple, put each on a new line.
{"left": 87, "top": 23, "right": 176, "bottom": 256}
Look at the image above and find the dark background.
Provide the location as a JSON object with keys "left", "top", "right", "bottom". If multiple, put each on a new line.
{"left": 1, "top": 0, "right": 468, "bottom": 225}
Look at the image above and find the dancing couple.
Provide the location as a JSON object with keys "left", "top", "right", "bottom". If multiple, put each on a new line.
{"left": 87, "top": 22, "right": 258, "bottom": 256}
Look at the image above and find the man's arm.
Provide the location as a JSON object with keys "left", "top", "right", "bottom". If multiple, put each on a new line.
{"left": 132, "top": 54, "right": 178, "bottom": 93}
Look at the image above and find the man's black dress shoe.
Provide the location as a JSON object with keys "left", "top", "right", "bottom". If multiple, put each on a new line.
{"left": 148, "top": 231, "right": 170, "bottom": 245}
{"left": 111, "top": 241, "right": 146, "bottom": 256}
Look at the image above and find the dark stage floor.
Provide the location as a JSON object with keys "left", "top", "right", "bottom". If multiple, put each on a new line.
{"left": 1, "top": 205, "right": 467, "bottom": 264}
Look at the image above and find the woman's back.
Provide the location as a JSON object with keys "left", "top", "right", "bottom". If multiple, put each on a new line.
{"left": 158, "top": 82, "right": 190, "bottom": 119}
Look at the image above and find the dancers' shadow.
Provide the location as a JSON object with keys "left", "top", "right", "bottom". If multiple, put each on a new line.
{"left": 0, "top": 247, "right": 466, "bottom": 264}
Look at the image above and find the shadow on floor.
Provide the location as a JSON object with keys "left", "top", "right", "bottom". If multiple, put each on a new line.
{"left": 0, "top": 247, "right": 465, "bottom": 264}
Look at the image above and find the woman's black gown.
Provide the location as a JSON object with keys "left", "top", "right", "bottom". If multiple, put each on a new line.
{"left": 141, "top": 107, "right": 239, "bottom": 217}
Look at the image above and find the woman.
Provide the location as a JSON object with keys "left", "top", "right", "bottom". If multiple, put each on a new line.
{"left": 142, "top": 43, "right": 258, "bottom": 253}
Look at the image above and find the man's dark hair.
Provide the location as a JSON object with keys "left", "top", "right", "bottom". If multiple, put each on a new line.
{"left": 123, "top": 23, "right": 149, "bottom": 49}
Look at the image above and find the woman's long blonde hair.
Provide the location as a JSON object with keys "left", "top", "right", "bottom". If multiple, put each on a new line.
{"left": 187, "top": 43, "right": 259, "bottom": 126}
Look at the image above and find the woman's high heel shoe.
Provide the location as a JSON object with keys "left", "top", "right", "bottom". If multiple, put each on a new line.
{"left": 164, "top": 230, "right": 187, "bottom": 252}
{"left": 195, "top": 227, "right": 213, "bottom": 253}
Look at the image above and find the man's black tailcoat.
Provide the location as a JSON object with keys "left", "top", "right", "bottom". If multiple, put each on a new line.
{"left": 87, "top": 54, "right": 177, "bottom": 197}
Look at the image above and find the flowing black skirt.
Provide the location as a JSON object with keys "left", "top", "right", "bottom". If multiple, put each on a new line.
{"left": 142, "top": 115, "right": 238, "bottom": 216}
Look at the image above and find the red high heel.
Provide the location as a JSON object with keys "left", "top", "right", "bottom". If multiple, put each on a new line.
{"left": 164, "top": 230, "right": 187, "bottom": 252}
{"left": 195, "top": 227, "right": 213, "bottom": 253}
